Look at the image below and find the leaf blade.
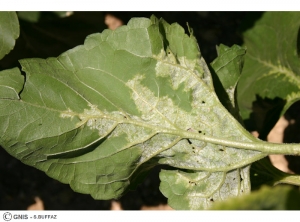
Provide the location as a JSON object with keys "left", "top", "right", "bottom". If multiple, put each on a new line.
{"left": 238, "top": 12, "right": 300, "bottom": 122}
{"left": 0, "top": 12, "right": 19, "bottom": 60}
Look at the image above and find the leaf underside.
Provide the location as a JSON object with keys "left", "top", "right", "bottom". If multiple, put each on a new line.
{"left": 0, "top": 16, "right": 265, "bottom": 209}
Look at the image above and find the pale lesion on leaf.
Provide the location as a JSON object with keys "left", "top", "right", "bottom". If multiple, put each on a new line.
{"left": 153, "top": 49, "right": 202, "bottom": 92}
{"left": 60, "top": 108, "right": 79, "bottom": 119}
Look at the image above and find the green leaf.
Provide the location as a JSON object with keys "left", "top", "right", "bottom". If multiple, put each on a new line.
{"left": 209, "top": 185, "right": 300, "bottom": 210}
{"left": 17, "top": 11, "right": 73, "bottom": 23}
{"left": 4, "top": 15, "right": 300, "bottom": 210}
{"left": 210, "top": 44, "right": 246, "bottom": 121}
{"left": 212, "top": 44, "right": 245, "bottom": 93}
{"left": 17, "top": 11, "right": 41, "bottom": 23}
{"left": 0, "top": 67, "right": 24, "bottom": 99}
{"left": 0, "top": 11, "right": 20, "bottom": 60}
{"left": 238, "top": 12, "right": 300, "bottom": 122}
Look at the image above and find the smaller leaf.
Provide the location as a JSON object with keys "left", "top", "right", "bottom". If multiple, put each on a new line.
{"left": 0, "top": 12, "right": 19, "bottom": 60}
{"left": 212, "top": 44, "right": 245, "bottom": 91}
{"left": 209, "top": 185, "right": 300, "bottom": 210}
{"left": 160, "top": 170, "right": 225, "bottom": 210}
{"left": 0, "top": 67, "right": 23, "bottom": 99}
{"left": 160, "top": 165, "right": 250, "bottom": 210}
{"left": 210, "top": 44, "right": 246, "bottom": 121}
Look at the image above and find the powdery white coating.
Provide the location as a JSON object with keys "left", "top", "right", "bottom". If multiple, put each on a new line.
{"left": 60, "top": 104, "right": 117, "bottom": 136}
{"left": 177, "top": 167, "right": 250, "bottom": 210}
{"left": 60, "top": 104, "right": 156, "bottom": 148}
{"left": 125, "top": 71, "right": 216, "bottom": 135}
{"left": 126, "top": 74, "right": 204, "bottom": 131}
{"left": 211, "top": 166, "right": 250, "bottom": 203}
{"left": 109, "top": 123, "right": 154, "bottom": 144}
{"left": 154, "top": 49, "right": 199, "bottom": 92}
{"left": 175, "top": 171, "right": 225, "bottom": 210}
{"left": 138, "top": 133, "right": 179, "bottom": 163}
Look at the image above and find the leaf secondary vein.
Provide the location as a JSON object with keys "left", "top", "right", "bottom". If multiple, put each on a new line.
{"left": 248, "top": 54, "right": 300, "bottom": 86}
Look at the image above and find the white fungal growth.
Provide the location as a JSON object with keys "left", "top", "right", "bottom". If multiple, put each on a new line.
{"left": 60, "top": 104, "right": 118, "bottom": 136}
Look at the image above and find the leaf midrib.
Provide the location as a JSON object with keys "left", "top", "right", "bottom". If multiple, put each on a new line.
{"left": 10, "top": 99, "right": 289, "bottom": 157}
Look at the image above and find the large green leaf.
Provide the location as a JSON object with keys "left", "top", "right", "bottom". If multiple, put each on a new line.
{"left": 0, "top": 12, "right": 19, "bottom": 60}
{"left": 238, "top": 12, "right": 300, "bottom": 123}
{"left": 2, "top": 15, "right": 296, "bottom": 210}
